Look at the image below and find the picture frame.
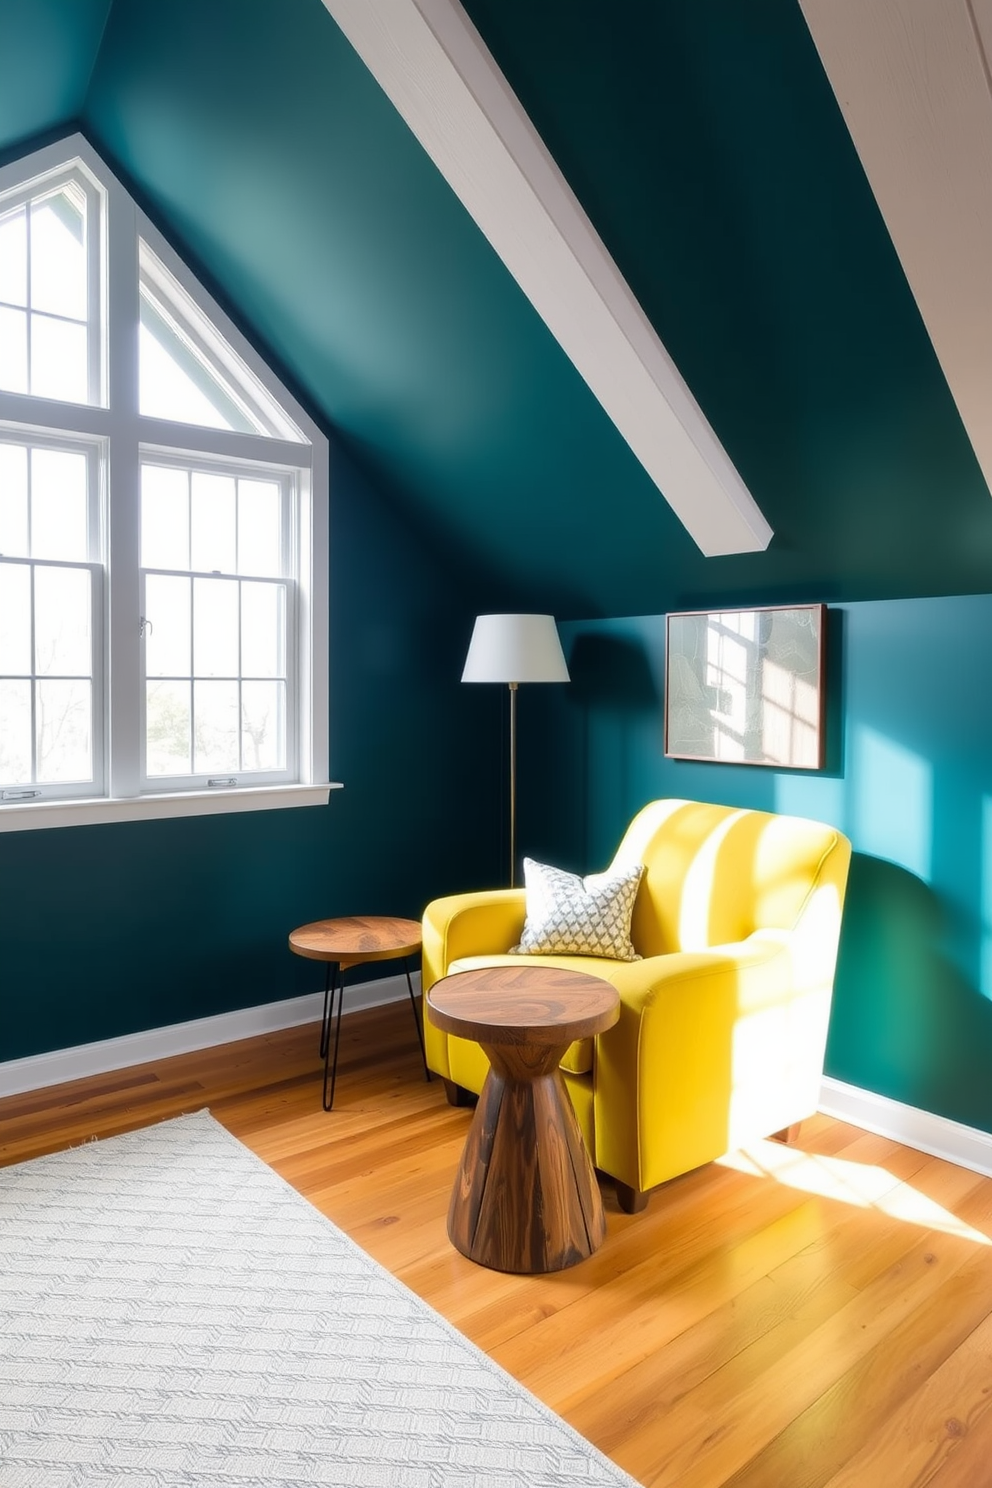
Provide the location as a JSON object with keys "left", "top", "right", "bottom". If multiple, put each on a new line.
{"left": 664, "top": 603, "right": 826, "bottom": 768}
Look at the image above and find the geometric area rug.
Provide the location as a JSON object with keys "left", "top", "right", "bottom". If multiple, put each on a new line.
{"left": 0, "top": 1110, "right": 642, "bottom": 1486}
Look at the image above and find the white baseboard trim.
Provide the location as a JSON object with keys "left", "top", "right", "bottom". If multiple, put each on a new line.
{"left": 0, "top": 970, "right": 417, "bottom": 1100}
{"left": 6, "top": 1016, "right": 991, "bottom": 1178}
{"left": 819, "top": 1075, "right": 992, "bottom": 1178}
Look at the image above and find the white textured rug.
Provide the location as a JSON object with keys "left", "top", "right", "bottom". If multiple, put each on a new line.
{"left": 0, "top": 1110, "right": 641, "bottom": 1487}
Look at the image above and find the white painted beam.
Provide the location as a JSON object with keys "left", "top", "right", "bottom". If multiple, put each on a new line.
{"left": 320, "top": 0, "right": 773, "bottom": 557}
{"left": 799, "top": 0, "right": 992, "bottom": 499}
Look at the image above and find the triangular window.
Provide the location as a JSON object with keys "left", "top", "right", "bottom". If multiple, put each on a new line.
{"left": 0, "top": 162, "right": 103, "bottom": 406}
{"left": 138, "top": 241, "right": 304, "bottom": 441}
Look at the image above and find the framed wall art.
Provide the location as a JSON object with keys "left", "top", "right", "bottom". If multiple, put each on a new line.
{"left": 665, "top": 603, "right": 826, "bottom": 768}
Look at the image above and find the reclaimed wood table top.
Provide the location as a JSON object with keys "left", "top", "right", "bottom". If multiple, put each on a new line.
{"left": 288, "top": 914, "right": 421, "bottom": 966}
{"left": 427, "top": 964, "right": 619, "bottom": 1046}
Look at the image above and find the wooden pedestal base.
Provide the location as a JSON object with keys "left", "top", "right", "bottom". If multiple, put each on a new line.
{"left": 428, "top": 964, "right": 619, "bottom": 1274}
{"left": 446, "top": 1040, "right": 606, "bottom": 1274}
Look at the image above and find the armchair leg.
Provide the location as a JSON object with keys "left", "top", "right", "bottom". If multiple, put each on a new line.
{"left": 615, "top": 1181, "right": 649, "bottom": 1215}
{"left": 442, "top": 1078, "right": 475, "bottom": 1108}
{"left": 771, "top": 1122, "right": 802, "bottom": 1144}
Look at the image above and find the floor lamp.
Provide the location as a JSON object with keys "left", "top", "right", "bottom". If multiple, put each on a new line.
{"left": 462, "top": 614, "right": 570, "bottom": 887}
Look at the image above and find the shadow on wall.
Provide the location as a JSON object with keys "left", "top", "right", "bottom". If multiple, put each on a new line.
{"left": 568, "top": 631, "right": 660, "bottom": 711}
{"left": 570, "top": 631, "right": 662, "bottom": 870}
{"left": 828, "top": 851, "right": 992, "bottom": 1132}
{"left": 516, "top": 631, "right": 662, "bottom": 873}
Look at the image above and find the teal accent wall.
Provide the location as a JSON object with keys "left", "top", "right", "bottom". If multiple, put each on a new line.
{"left": 67, "top": 0, "right": 992, "bottom": 617}
{"left": 459, "top": 0, "right": 992, "bottom": 610}
{"left": 2, "top": 2, "right": 992, "bottom": 618}
{"left": 0, "top": 0, "right": 112, "bottom": 155}
{"left": 518, "top": 595, "right": 992, "bottom": 1133}
{"left": 79, "top": 0, "right": 647, "bottom": 620}
{"left": 0, "top": 443, "right": 502, "bottom": 1062}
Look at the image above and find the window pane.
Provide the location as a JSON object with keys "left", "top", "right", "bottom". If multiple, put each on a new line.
{"left": 138, "top": 320, "right": 230, "bottom": 430}
{"left": 242, "top": 680, "right": 285, "bottom": 771}
{"left": 0, "top": 563, "right": 30, "bottom": 675}
{"left": 194, "top": 679, "right": 239, "bottom": 772}
{"left": 146, "top": 680, "right": 191, "bottom": 776}
{"left": 141, "top": 465, "right": 189, "bottom": 570}
{"left": 34, "top": 566, "right": 91, "bottom": 677}
{"left": 36, "top": 677, "right": 91, "bottom": 782}
{"left": 31, "top": 449, "right": 88, "bottom": 561}
{"left": 0, "top": 206, "right": 27, "bottom": 307}
{"left": 30, "top": 190, "right": 87, "bottom": 321}
{"left": 190, "top": 471, "right": 235, "bottom": 573}
{"left": 0, "top": 444, "right": 29, "bottom": 557}
{"left": 241, "top": 582, "right": 285, "bottom": 678}
{"left": 0, "top": 305, "right": 27, "bottom": 394}
{"left": 139, "top": 299, "right": 249, "bottom": 432}
{"left": 30, "top": 314, "right": 88, "bottom": 403}
{"left": 193, "top": 577, "right": 238, "bottom": 677}
{"left": 145, "top": 574, "right": 191, "bottom": 677}
{"left": 238, "top": 479, "right": 281, "bottom": 576}
{"left": 0, "top": 678, "right": 31, "bottom": 784}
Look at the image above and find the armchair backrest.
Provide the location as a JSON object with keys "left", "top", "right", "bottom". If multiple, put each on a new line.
{"left": 614, "top": 799, "right": 851, "bottom": 957}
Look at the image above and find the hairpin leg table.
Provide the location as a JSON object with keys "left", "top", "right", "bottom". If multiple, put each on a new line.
{"left": 289, "top": 915, "right": 429, "bottom": 1110}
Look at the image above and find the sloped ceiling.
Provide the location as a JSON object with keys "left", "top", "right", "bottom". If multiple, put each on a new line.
{"left": 0, "top": 0, "right": 112, "bottom": 150}
{"left": 800, "top": 0, "right": 992, "bottom": 506}
{"left": 1, "top": 0, "right": 991, "bottom": 618}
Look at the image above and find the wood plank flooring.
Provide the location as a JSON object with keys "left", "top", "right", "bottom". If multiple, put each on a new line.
{"left": 2, "top": 999, "right": 992, "bottom": 1488}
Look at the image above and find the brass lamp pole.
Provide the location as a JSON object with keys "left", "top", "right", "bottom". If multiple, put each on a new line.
{"left": 508, "top": 679, "right": 517, "bottom": 887}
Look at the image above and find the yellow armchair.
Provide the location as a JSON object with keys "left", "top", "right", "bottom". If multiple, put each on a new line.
{"left": 422, "top": 799, "right": 852, "bottom": 1212}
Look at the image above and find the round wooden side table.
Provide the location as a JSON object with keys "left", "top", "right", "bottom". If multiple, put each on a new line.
{"left": 289, "top": 915, "right": 429, "bottom": 1110}
{"left": 427, "top": 963, "right": 620, "bottom": 1274}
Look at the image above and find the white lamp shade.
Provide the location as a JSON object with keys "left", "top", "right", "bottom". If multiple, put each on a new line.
{"left": 461, "top": 613, "right": 569, "bottom": 684}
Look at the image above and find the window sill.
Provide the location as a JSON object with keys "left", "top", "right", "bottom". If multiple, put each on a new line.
{"left": 0, "top": 782, "right": 342, "bottom": 833}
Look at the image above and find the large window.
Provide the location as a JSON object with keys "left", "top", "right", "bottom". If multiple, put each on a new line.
{"left": 0, "top": 138, "right": 328, "bottom": 830}
{"left": 0, "top": 438, "right": 100, "bottom": 796}
{"left": 140, "top": 460, "right": 293, "bottom": 785}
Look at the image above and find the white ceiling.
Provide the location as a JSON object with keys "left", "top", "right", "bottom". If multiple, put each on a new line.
{"left": 800, "top": 0, "right": 992, "bottom": 501}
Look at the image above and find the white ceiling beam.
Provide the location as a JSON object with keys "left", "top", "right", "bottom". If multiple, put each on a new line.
{"left": 319, "top": 0, "right": 773, "bottom": 556}
{"left": 800, "top": 0, "right": 992, "bottom": 499}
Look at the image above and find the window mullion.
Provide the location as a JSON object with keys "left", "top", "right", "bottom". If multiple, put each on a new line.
{"left": 24, "top": 204, "right": 32, "bottom": 394}
{"left": 90, "top": 563, "right": 106, "bottom": 799}
{"left": 90, "top": 177, "right": 106, "bottom": 407}
{"left": 106, "top": 175, "right": 141, "bottom": 799}
{"left": 107, "top": 433, "right": 141, "bottom": 799}
{"left": 237, "top": 578, "right": 243, "bottom": 775}
{"left": 28, "top": 563, "right": 37, "bottom": 784}
{"left": 189, "top": 562, "right": 196, "bottom": 777}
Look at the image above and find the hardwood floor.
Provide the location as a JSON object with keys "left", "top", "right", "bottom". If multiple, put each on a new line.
{"left": 2, "top": 999, "right": 992, "bottom": 1487}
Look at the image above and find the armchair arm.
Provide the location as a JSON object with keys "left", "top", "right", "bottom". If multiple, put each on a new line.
{"left": 593, "top": 934, "right": 830, "bottom": 1193}
{"left": 421, "top": 890, "right": 527, "bottom": 1083}
{"left": 421, "top": 889, "right": 527, "bottom": 994}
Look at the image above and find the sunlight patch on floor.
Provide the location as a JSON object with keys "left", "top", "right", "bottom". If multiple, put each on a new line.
{"left": 718, "top": 1139, "right": 991, "bottom": 1245}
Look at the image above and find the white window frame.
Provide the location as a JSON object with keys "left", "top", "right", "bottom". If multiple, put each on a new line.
{"left": 0, "top": 135, "right": 332, "bottom": 832}
{"left": 137, "top": 451, "right": 299, "bottom": 792}
{"left": 0, "top": 430, "right": 106, "bottom": 801}
{"left": 0, "top": 159, "right": 106, "bottom": 408}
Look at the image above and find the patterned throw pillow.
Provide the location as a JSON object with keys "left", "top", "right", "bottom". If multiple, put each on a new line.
{"left": 511, "top": 857, "right": 644, "bottom": 961}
